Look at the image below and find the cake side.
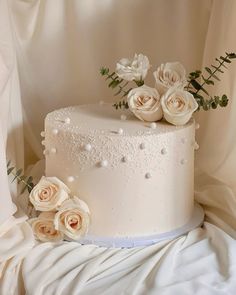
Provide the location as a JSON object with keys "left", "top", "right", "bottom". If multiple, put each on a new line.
{"left": 44, "top": 104, "right": 195, "bottom": 237}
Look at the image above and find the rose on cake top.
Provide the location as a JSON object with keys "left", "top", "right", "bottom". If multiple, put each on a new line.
{"left": 101, "top": 52, "right": 235, "bottom": 126}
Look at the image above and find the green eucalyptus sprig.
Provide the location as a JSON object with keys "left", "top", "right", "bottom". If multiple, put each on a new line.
{"left": 7, "top": 160, "right": 34, "bottom": 194}
{"left": 100, "top": 67, "right": 144, "bottom": 109}
{"left": 186, "top": 52, "right": 236, "bottom": 110}
{"left": 101, "top": 52, "right": 236, "bottom": 111}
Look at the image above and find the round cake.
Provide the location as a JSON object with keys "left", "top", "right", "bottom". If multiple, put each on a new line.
{"left": 44, "top": 103, "right": 195, "bottom": 240}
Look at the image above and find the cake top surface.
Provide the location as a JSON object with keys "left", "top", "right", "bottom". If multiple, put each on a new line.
{"left": 46, "top": 103, "right": 194, "bottom": 136}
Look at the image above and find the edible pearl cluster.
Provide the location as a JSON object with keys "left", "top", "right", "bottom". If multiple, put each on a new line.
{"left": 43, "top": 114, "right": 197, "bottom": 181}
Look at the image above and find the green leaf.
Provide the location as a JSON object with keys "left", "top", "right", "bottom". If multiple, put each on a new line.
{"left": 190, "top": 80, "right": 209, "bottom": 95}
{"left": 220, "top": 56, "right": 231, "bottom": 63}
{"left": 17, "top": 175, "right": 26, "bottom": 184}
{"left": 12, "top": 168, "right": 23, "bottom": 182}
{"left": 108, "top": 79, "right": 120, "bottom": 88}
{"left": 7, "top": 167, "right": 14, "bottom": 175}
{"left": 27, "top": 183, "right": 34, "bottom": 193}
{"left": 201, "top": 75, "right": 214, "bottom": 85}
{"left": 16, "top": 169, "right": 23, "bottom": 176}
{"left": 205, "top": 67, "right": 212, "bottom": 74}
{"left": 203, "top": 104, "right": 209, "bottom": 111}
{"left": 227, "top": 53, "right": 236, "bottom": 59}
{"left": 214, "top": 96, "right": 220, "bottom": 104}
{"left": 26, "top": 176, "right": 33, "bottom": 183}
{"left": 190, "top": 80, "right": 202, "bottom": 90}
{"left": 211, "top": 65, "right": 224, "bottom": 73}
{"left": 105, "top": 72, "right": 115, "bottom": 80}
{"left": 211, "top": 102, "right": 218, "bottom": 109}
{"left": 100, "top": 67, "right": 109, "bottom": 76}
{"left": 205, "top": 67, "right": 220, "bottom": 81}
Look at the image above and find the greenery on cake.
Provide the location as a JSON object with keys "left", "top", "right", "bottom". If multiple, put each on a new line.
{"left": 7, "top": 160, "right": 34, "bottom": 193}
{"left": 100, "top": 52, "right": 236, "bottom": 126}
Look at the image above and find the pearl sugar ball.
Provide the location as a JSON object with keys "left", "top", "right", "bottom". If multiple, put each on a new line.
{"left": 118, "top": 128, "right": 124, "bottom": 135}
{"left": 84, "top": 144, "right": 92, "bottom": 151}
{"left": 67, "top": 176, "right": 75, "bottom": 182}
{"left": 100, "top": 160, "right": 108, "bottom": 167}
{"left": 64, "top": 117, "right": 71, "bottom": 124}
{"left": 50, "top": 147, "right": 57, "bottom": 154}
{"left": 150, "top": 122, "right": 157, "bottom": 129}
{"left": 52, "top": 129, "right": 59, "bottom": 135}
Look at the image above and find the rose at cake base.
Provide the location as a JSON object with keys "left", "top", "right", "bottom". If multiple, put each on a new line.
{"left": 43, "top": 103, "right": 196, "bottom": 243}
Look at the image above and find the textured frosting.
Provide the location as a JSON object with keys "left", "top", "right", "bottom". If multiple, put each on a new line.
{"left": 44, "top": 103, "right": 195, "bottom": 238}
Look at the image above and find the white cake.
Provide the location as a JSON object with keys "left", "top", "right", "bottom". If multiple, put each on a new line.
{"left": 44, "top": 103, "right": 195, "bottom": 239}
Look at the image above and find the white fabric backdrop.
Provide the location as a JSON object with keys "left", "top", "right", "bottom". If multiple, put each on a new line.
{"left": 1, "top": 0, "right": 236, "bottom": 294}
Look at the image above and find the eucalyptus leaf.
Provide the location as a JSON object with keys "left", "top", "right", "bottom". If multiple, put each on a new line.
{"left": 7, "top": 167, "right": 14, "bottom": 175}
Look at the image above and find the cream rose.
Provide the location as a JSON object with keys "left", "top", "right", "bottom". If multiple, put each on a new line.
{"left": 29, "top": 212, "right": 64, "bottom": 242}
{"left": 153, "top": 62, "right": 187, "bottom": 95}
{"left": 116, "top": 53, "right": 150, "bottom": 82}
{"left": 127, "top": 84, "right": 163, "bottom": 122}
{"left": 54, "top": 196, "right": 90, "bottom": 240}
{"left": 29, "top": 176, "right": 70, "bottom": 211}
{"left": 161, "top": 87, "right": 198, "bottom": 126}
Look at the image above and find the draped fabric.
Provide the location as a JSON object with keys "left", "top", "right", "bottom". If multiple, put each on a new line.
{"left": 1, "top": 0, "right": 236, "bottom": 294}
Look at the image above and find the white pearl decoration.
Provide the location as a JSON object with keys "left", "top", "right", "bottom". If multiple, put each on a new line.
{"left": 140, "top": 143, "right": 146, "bottom": 150}
{"left": 150, "top": 122, "right": 157, "bottom": 129}
{"left": 181, "top": 159, "right": 187, "bottom": 165}
{"left": 195, "top": 123, "right": 200, "bottom": 130}
{"left": 194, "top": 142, "right": 199, "bottom": 150}
{"left": 40, "top": 131, "right": 45, "bottom": 137}
{"left": 50, "top": 147, "right": 57, "bottom": 154}
{"left": 41, "top": 140, "right": 46, "bottom": 146}
{"left": 43, "top": 149, "right": 49, "bottom": 155}
{"left": 52, "top": 128, "right": 59, "bottom": 135}
{"left": 118, "top": 128, "right": 124, "bottom": 135}
{"left": 120, "top": 114, "right": 127, "bottom": 121}
{"left": 67, "top": 176, "right": 75, "bottom": 182}
{"left": 84, "top": 144, "right": 92, "bottom": 151}
{"left": 161, "top": 148, "right": 167, "bottom": 155}
{"left": 64, "top": 117, "right": 71, "bottom": 124}
{"left": 145, "top": 172, "right": 151, "bottom": 179}
{"left": 100, "top": 160, "right": 108, "bottom": 167}
{"left": 122, "top": 156, "right": 131, "bottom": 163}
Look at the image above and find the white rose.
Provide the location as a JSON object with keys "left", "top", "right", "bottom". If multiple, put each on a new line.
{"left": 127, "top": 85, "right": 163, "bottom": 122}
{"left": 54, "top": 196, "right": 90, "bottom": 240}
{"left": 29, "top": 176, "right": 70, "bottom": 211}
{"left": 153, "top": 62, "right": 187, "bottom": 95}
{"left": 116, "top": 53, "right": 150, "bottom": 81}
{"left": 29, "top": 212, "right": 64, "bottom": 242}
{"left": 161, "top": 87, "right": 198, "bottom": 126}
